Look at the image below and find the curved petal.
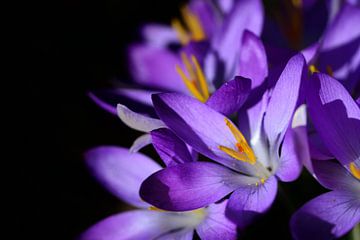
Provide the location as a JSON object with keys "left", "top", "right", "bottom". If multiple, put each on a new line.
{"left": 290, "top": 191, "right": 360, "bottom": 240}
{"left": 206, "top": 76, "right": 251, "bottom": 116}
{"left": 212, "top": 0, "right": 264, "bottom": 78}
{"left": 141, "top": 24, "right": 178, "bottom": 48}
{"left": 313, "top": 160, "right": 360, "bottom": 193}
{"left": 307, "top": 73, "right": 360, "bottom": 165}
{"left": 238, "top": 30, "right": 268, "bottom": 89}
{"left": 152, "top": 92, "right": 260, "bottom": 176}
{"left": 151, "top": 128, "right": 194, "bottom": 167}
{"left": 84, "top": 146, "right": 161, "bottom": 208}
{"left": 80, "top": 210, "right": 197, "bottom": 240}
{"left": 264, "top": 53, "right": 306, "bottom": 147}
{"left": 226, "top": 176, "right": 278, "bottom": 228}
{"left": 128, "top": 44, "right": 188, "bottom": 93}
{"left": 196, "top": 200, "right": 237, "bottom": 240}
{"left": 117, "top": 104, "right": 166, "bottom": 132}
{"left": 140, "top": 162, "right": 258, "bottom": 211}
{"left": 130, "top": 134, "right": 152, "bottom": 153}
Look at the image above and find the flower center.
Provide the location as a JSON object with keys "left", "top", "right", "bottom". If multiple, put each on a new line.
{"left": 218, "top": 118, "right": 256, "bottom": 165}
{"left": 350, "top": 162, "right": 360, "bottom": 180}
{"left": 171, "top": 6, "right": 206, "bottom": 45}
{"left": 176, "top": 52, "right": 209, "bottom": 102}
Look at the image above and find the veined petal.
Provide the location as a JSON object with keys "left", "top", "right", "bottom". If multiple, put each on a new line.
{"left": 130, "top": 134, "right": 152, "bottom": 153}
{"left": 80, "top": 210, "right": 198, "bottom": 240}
{"left": 152, "top": 92, "right": 260, "bottom": 175}
{"left": 84, "top": 146, "right": 161, "bottom": 208}
{"left": 307, "top": 73, "right": 360, "bottom": 165}
{"left": 212, "top": 0, "right": 264, "bottom": 78}
{"left": 140, "top": 162, "right": 258, "bottom": 211}
{"left": 151, "top": 128, "right": 194, "bottom": 167}
{"left": 237, "top": 30, "right": 268, "bottom": 89}
{"left": 226, "top": 176, "right": 278, "bottom": 228}
{"left": 128, "top": 44, "right": 188, "bottom": 93}
{"left": 206, "top": 76, "right": 251, "bottom": 116}
{"left": 290, "top": 191, "right": 360, "bottom": 240}
{"left": 313, "top": 160, "right": 360, "bottom": 193}
{"left": 196, "top": 200, "right": 237, "bottom": 240}
{"left": 117, "top": 104, "right": 166, "bottom": 132}
{"left": 264, "top": 53, "right": 306, "bottom": 148}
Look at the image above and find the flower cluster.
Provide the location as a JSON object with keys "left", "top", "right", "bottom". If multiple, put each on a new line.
{"left": 82, "top": 0, "right": 359, "bottom": 239}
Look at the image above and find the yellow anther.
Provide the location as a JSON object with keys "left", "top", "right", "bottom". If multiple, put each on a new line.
{"left": 171, "top": 19, "right": 190, "bottom": 45}
{"left": 148, "top": 206, "right": 166, "bottom": 212}
{"left": 219, "top": 118, "right": 256, "bottom": 165}
{"left": 309, "top": 65, "right": 319, "bottom": 74}
{"left": 326, "top": 65, "right": 334, "bottom": 77}
{"left": 176, "top": 52, "right": 209, "bottom": 102}
{"left": 350, "top": 162, "right": 360, "bottom": 180}
{"left": 181, "top": 6, "right": 205, "bottom": 41}
{"left": 260, "top": 178, "right": 265, "bottom": 184}
{"left": 191, "top": 55, "right": 209, "bottom": 99}
{"left": 176, "top": 65, "right": 205, "bottom": 102}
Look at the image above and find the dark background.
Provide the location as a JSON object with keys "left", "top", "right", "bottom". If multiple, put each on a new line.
{"left": 26, "top": 0, "right": 335, "bottom": 239}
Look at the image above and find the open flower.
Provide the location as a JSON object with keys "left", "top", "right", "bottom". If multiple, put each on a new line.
{"left": 139, "top": 53, "right": 309, "bottom": 227}
{"left": 80, "top": 146, "right": 237, "bottom": 240}
{"left": 290, "top": 73, "right": 360, "bottom": 240}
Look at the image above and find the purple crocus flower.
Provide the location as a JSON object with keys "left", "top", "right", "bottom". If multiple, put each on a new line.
{"left": 290, "top": 73, "right": 360, "bottom": 240}
{"left": 90, "top": 0, "right": 265, "bottom": 115}
{"left": 80, "top": 146, "right": 237, "bottom": 240}
{"left": 139, "top": 53, "right": 309, "bottom": 228}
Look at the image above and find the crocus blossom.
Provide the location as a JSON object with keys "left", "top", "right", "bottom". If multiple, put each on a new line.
{"left": 80, "top": 146, "right": 237, "bottom": 240}
{"left": 140, "top": 53, "right": 308, "bottom": 228}
{"left": 290, "top": 73, "right": 360, "bottom": 240}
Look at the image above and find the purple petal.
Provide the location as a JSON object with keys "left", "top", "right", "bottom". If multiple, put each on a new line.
{"left": 237, "top": 30, "right": 268, "bottom": 89}
{"left": 301, "top": 43, "right": 319, "bottom": 63}
{"left": 117, "top": 104, "right": 166, "bottom": 132}
{"left": 140, "top": 162, "right": 258, "bottom": 211}
{"left": 307, "top": 73, "right": 360, "bottom": 165}
{"left": 264, "top": 53, "right": 306, "bottom": 147}
{"left": 290, "top": 191, "right": 360, "bottom": 240}
{"left": 141, "top": 24, "right": 178, "bottom": 47}
{"left": 206, "top": 76, "right": 251, "bottom": 116}
{"left": 151, "top": 128, "right": 194, "bottom": 167}
{"left": 130, "top": 134, "right": 152, "bottom": 153}
{"left": 196, "top": 201, "right": 237, "bottom": 240}
{"left": 308, "top": 132, "right": 334, "bottom": 160}
{"left": 80, "top": 210, "right": 196, "bottom": 240}
{"left": 212, "top": 0, "right": 264, "bottom": 78}
{"left": 128, "top": 44, "right": 188, "bottom": 93}
{"left": 156, "top": 229, "right": 194, "bottom": 240}
{"left": 313, "top": 160, "right": 360, "bottom": 193}
{"left": 357, "top": 97, "right": 360, "bottom": 107}
{"left": 226, "top": 176, "right": 278, "bottom": 228}
{"left": 152, "top": 92, "right": 261, "bottom": 176}
{"left": 84, "top": 146, "right": 161, "bottom": 208}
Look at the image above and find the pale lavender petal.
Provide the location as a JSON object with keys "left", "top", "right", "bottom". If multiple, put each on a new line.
{"left": 153, "top": 92, "right": 261, "bottom": 176}
{"left": 128, "top": 44, "right": 188, "bottom": 93}
{"left": 290, "top": 191, "right": 360, "bottom": 240}
{"left": 80, "top": 210, "right": 197, "bottom": 240}
{"left": 130, "top": 134, "right": 152, "bottom": 153}
{"left": 206, "top": 76, "right": 251, "bottom": 115}
{"left": 237, "top": 30, "right": 268, "bottom": 89}
{"left": 226, "top": 176, "right": 278, "bottom": 228}
{"left": 141, "top": 24, "right": 178, "bottom": 47}
{"left": 212, "top": 0, "right": 264, "bottom": 78}
{"left": 264, "top": 53, "right": 306, "bottom": 147}
{"left": 84, "top": 146, "right": 161, "bottom": 208}
{"left": 140, "top": 162, "right": 258, "bottom": 211}
{"left": 301, "top": 43, "right": 319, "bottom": 63}
{"left": 156, "top": 229, "right": 194, "bottom": 240}
{"left": 313, "top": 160, "right": 360, "bottom": 193}
{"left": 196, "top": 200, "right": 237, "bottom": 240}
{"left": 151, "top": 128, "right": 194, "bottom": 167}
{"left": 307, "top": 73, "right": 360, "bottom": 165}
{"left": 117, "top": 104, "right": 166, "bottom": 132}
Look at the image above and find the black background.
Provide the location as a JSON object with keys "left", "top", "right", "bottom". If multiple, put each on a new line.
{"left": 25, "top": 0, "right": 330, "bottom": 239}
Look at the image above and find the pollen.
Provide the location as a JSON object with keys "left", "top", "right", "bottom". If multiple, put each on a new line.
{"left": 176, "top": 52, "right": 209, "bottom": 102}
{"left": 350, "top": 162, "right": 360, "bottom": 180}
{"left": 309, "top": 65, "right": 319, "bottom": 74}
{"left": 171, "top": 6, "right": 206, "bottom": 45}
{"left": 219, "top": 118, "right": 256, "bottom": 165}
